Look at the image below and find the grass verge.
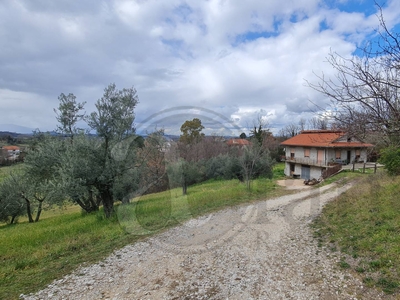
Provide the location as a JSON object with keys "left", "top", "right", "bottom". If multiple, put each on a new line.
{"left": 1, "top": 164, "right": 287, "bottom": 299}
{"left": 313, "top": 172, "right": 400, "bottom": 294}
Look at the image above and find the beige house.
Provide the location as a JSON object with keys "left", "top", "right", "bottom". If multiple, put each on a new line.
{"left": 281, "top": 130, "right": 374, "bottom": 180}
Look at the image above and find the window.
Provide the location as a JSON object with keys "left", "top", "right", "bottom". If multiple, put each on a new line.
{"left": 304, "top": 148, "right": 310, "bottom": 158}
{"left": 317, "top": 150, "right": 324, "bottom": 163}
{"left": 290, "top": 148, "right": 295, "bottom": 159}
{"left": 335, "top": 150, "right": 341, "bottom": 159}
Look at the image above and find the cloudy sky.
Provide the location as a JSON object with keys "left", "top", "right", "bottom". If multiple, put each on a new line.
{"left": 1, "top": 0, "right": 400, "bottom": 136}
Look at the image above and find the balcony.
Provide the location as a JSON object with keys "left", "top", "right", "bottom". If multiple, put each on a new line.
{"left": 282, "top": 156, "right": 329, "bottom": 167}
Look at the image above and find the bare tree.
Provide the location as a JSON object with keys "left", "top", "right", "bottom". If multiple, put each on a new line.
{"left": 306, "top": 5, "right": 400, "bottom": 146}
{"left": 239, "top": 140, "right": 273, "bottom": 190}
{"left": 248, "top": 115, "right": 272, "bottom": 146}
{"left": 308, "top": 117, "right": 329, "bottom": 130}
{"left": 136, "top": 131, "right": 169, "bottom": 194}
{"left": 298, "top": 118, "right": 306, "bottom": 131}
{"left": 279, "top": 123, "right": 300, "bottom": 138}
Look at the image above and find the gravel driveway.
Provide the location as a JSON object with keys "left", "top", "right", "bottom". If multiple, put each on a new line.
{"left": 22, "top": 182, "right": 388, "bottom": 299}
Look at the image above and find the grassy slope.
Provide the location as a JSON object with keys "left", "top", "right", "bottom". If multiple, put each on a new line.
{"left": 313, "top": 172, "right": 400, "bottom": 294}
{"left": 0, "top": 163, "right": 24, "bottom": 181}
{"left": 1, "top": 164, "right": 287, "bottom": 299}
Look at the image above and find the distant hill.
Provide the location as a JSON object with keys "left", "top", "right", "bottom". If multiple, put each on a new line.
{"left": 0, "top": 124, "right": 35, "bottom": 134}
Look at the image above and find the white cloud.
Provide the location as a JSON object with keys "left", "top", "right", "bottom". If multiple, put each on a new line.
{"left": 1, "top": 0, "right": 399, "bottom": 136}
{"left": 0, "top": 89, "right": 55, "bottom": 130}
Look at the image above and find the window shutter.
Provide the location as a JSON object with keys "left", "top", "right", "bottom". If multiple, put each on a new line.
{"left": 335, "top": 150, "right": 341, "bottom": 159}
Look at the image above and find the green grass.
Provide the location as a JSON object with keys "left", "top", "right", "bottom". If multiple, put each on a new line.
{"left": 272, "top": 162, "right": 286, "bottom": 179}
{"left": 0, "top": 163, "right": 287, "bottom": 299}
{"left": 0, "top": 212, "right": 141, "bottom": 299}
{"left": 319, "top": 167, "right": 383, "bottom": 187}
{"left": 0, "top": 164, "right": 24, "bottom": 182}
{"left": 313, "top": 172, "right": 400, "bottom": 294}
{"left": 121, "top": 176, "right": 286, "bottom": 235}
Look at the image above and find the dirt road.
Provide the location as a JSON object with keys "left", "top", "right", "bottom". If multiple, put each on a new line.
{"left": 22, "top": 182, "right": 387, "bottom": 299}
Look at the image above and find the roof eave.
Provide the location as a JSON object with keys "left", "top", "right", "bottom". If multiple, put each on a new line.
{"left": 280, "top": 143, "right": 374, "bottom": 148}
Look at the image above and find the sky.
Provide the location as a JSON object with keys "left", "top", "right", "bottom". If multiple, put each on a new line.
{"left": 1, "top": 0, "right": 400, "bottom": 136}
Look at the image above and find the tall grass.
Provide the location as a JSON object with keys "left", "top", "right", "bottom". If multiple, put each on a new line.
{"left": 313, "top": 172, "right": 400, "bottom": 294}
{"left": 0, "top": 163, "right": 287, "bottom": 299}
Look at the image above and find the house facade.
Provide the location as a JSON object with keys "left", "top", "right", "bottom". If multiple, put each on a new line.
{"left": 1, "top": 145, "right": 20, "bottom": 161}
{"left": 280, "top": 130, "right": 374, "bottom": 180}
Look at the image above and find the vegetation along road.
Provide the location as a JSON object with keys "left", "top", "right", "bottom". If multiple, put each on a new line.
{"left": 21, "top": 180, "right": 390, "bottom": 299}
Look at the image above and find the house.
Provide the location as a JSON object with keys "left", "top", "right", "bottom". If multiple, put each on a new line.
{"left": 280, "top": 130, "right": 374, "bottom": 180}
{"left": 1, "top": 145, "right": 21, "bottom": 160}
{"left": 226, "top": 139, "right": 251, "bottom": 146}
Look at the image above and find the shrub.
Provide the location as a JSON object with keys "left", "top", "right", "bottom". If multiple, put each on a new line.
{"left": 379, "top": 146, "right": 400, "bottom": 176}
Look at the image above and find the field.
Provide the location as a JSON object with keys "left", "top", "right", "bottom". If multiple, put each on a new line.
{"left": 313, "top": 172, "right": 400, "bottom": 294}
{"left": 0, "top": 163, "right": 288, "bottom": 299}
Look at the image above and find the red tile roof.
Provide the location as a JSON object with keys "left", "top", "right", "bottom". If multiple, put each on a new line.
{"left": 226, "top": 139, "right": 251, "bottom": 146}
{"left": 2, "top": 146, "right": 20, "bottom": 151}
{"left": 280, "top": 130, "right": 374, "bottom": 148}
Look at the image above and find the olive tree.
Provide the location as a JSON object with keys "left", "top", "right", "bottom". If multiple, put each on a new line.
{"left": 0, "top": 83, "right": 145, "bottom": 221}
{"left": 52, "top": 83, "right": 141, "bottom": 217}
{"left": 0, "top": 174, "right": 26, "bottom": 224}
{"left": 0, "top": 135, "right": 64, "bottom": 223}
{"left": 167, "top": 159, "right": 204, "bottom": 195}
{"left": 57, "top": 134, "right": 103, "bottom": 213}
{"left": 85, "top": 83, "right": 140, "bottom": 217}
{"left": 54, "top": 93, "right": 86, "bottom": 140}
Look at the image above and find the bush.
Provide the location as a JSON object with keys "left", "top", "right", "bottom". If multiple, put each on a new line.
{"left": 379, "top": 147, "right": 400, "bottom": 176}
{"left": 205, "top": 154, "right": 240, "bottom": 180}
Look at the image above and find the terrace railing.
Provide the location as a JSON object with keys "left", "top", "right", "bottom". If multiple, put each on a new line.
{"left": 282, "top": 156, "right": 328, "bottom": 167}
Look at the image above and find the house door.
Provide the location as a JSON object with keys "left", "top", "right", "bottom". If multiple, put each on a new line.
{"left": 317, "top": 150, "right": 324, "bottom": 165}
{"left": 301, "top": 165, "right": 311, "bottom": 180}
{"left": 347, "top": 151, "right": 351, "bottom": 164}
{"left": 290, "top": 163, "right": 295, "bottom": 175}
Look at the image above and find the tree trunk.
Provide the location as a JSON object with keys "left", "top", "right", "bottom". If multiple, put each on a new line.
{"left": 100, "top": 188, "right": 114, "bottom": 218}
{"left": 25, "top": 199, "right": 34, "bottom": 223}
{"left": 182, "top": 184, "right": 187, "bottom": 195}
{"left": 182, "top": 179, "right": 187, "bottom": 195}
{"left": 246, "top": 179, "right": 251, "bottom": 190}
{"left": 74, "top": 197, "right": 89, "bottom": 212}
{"left": 10, "top": 215, "right": 16, "bottom": 224}
{"left": 34, "top": 200, "right": 43, "bottom": 222}
{"left": 88, "top": 189, "right": 100, "bottom": 211}
{"left": 73, "top": 194, "right": 99, "bottom": 213}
